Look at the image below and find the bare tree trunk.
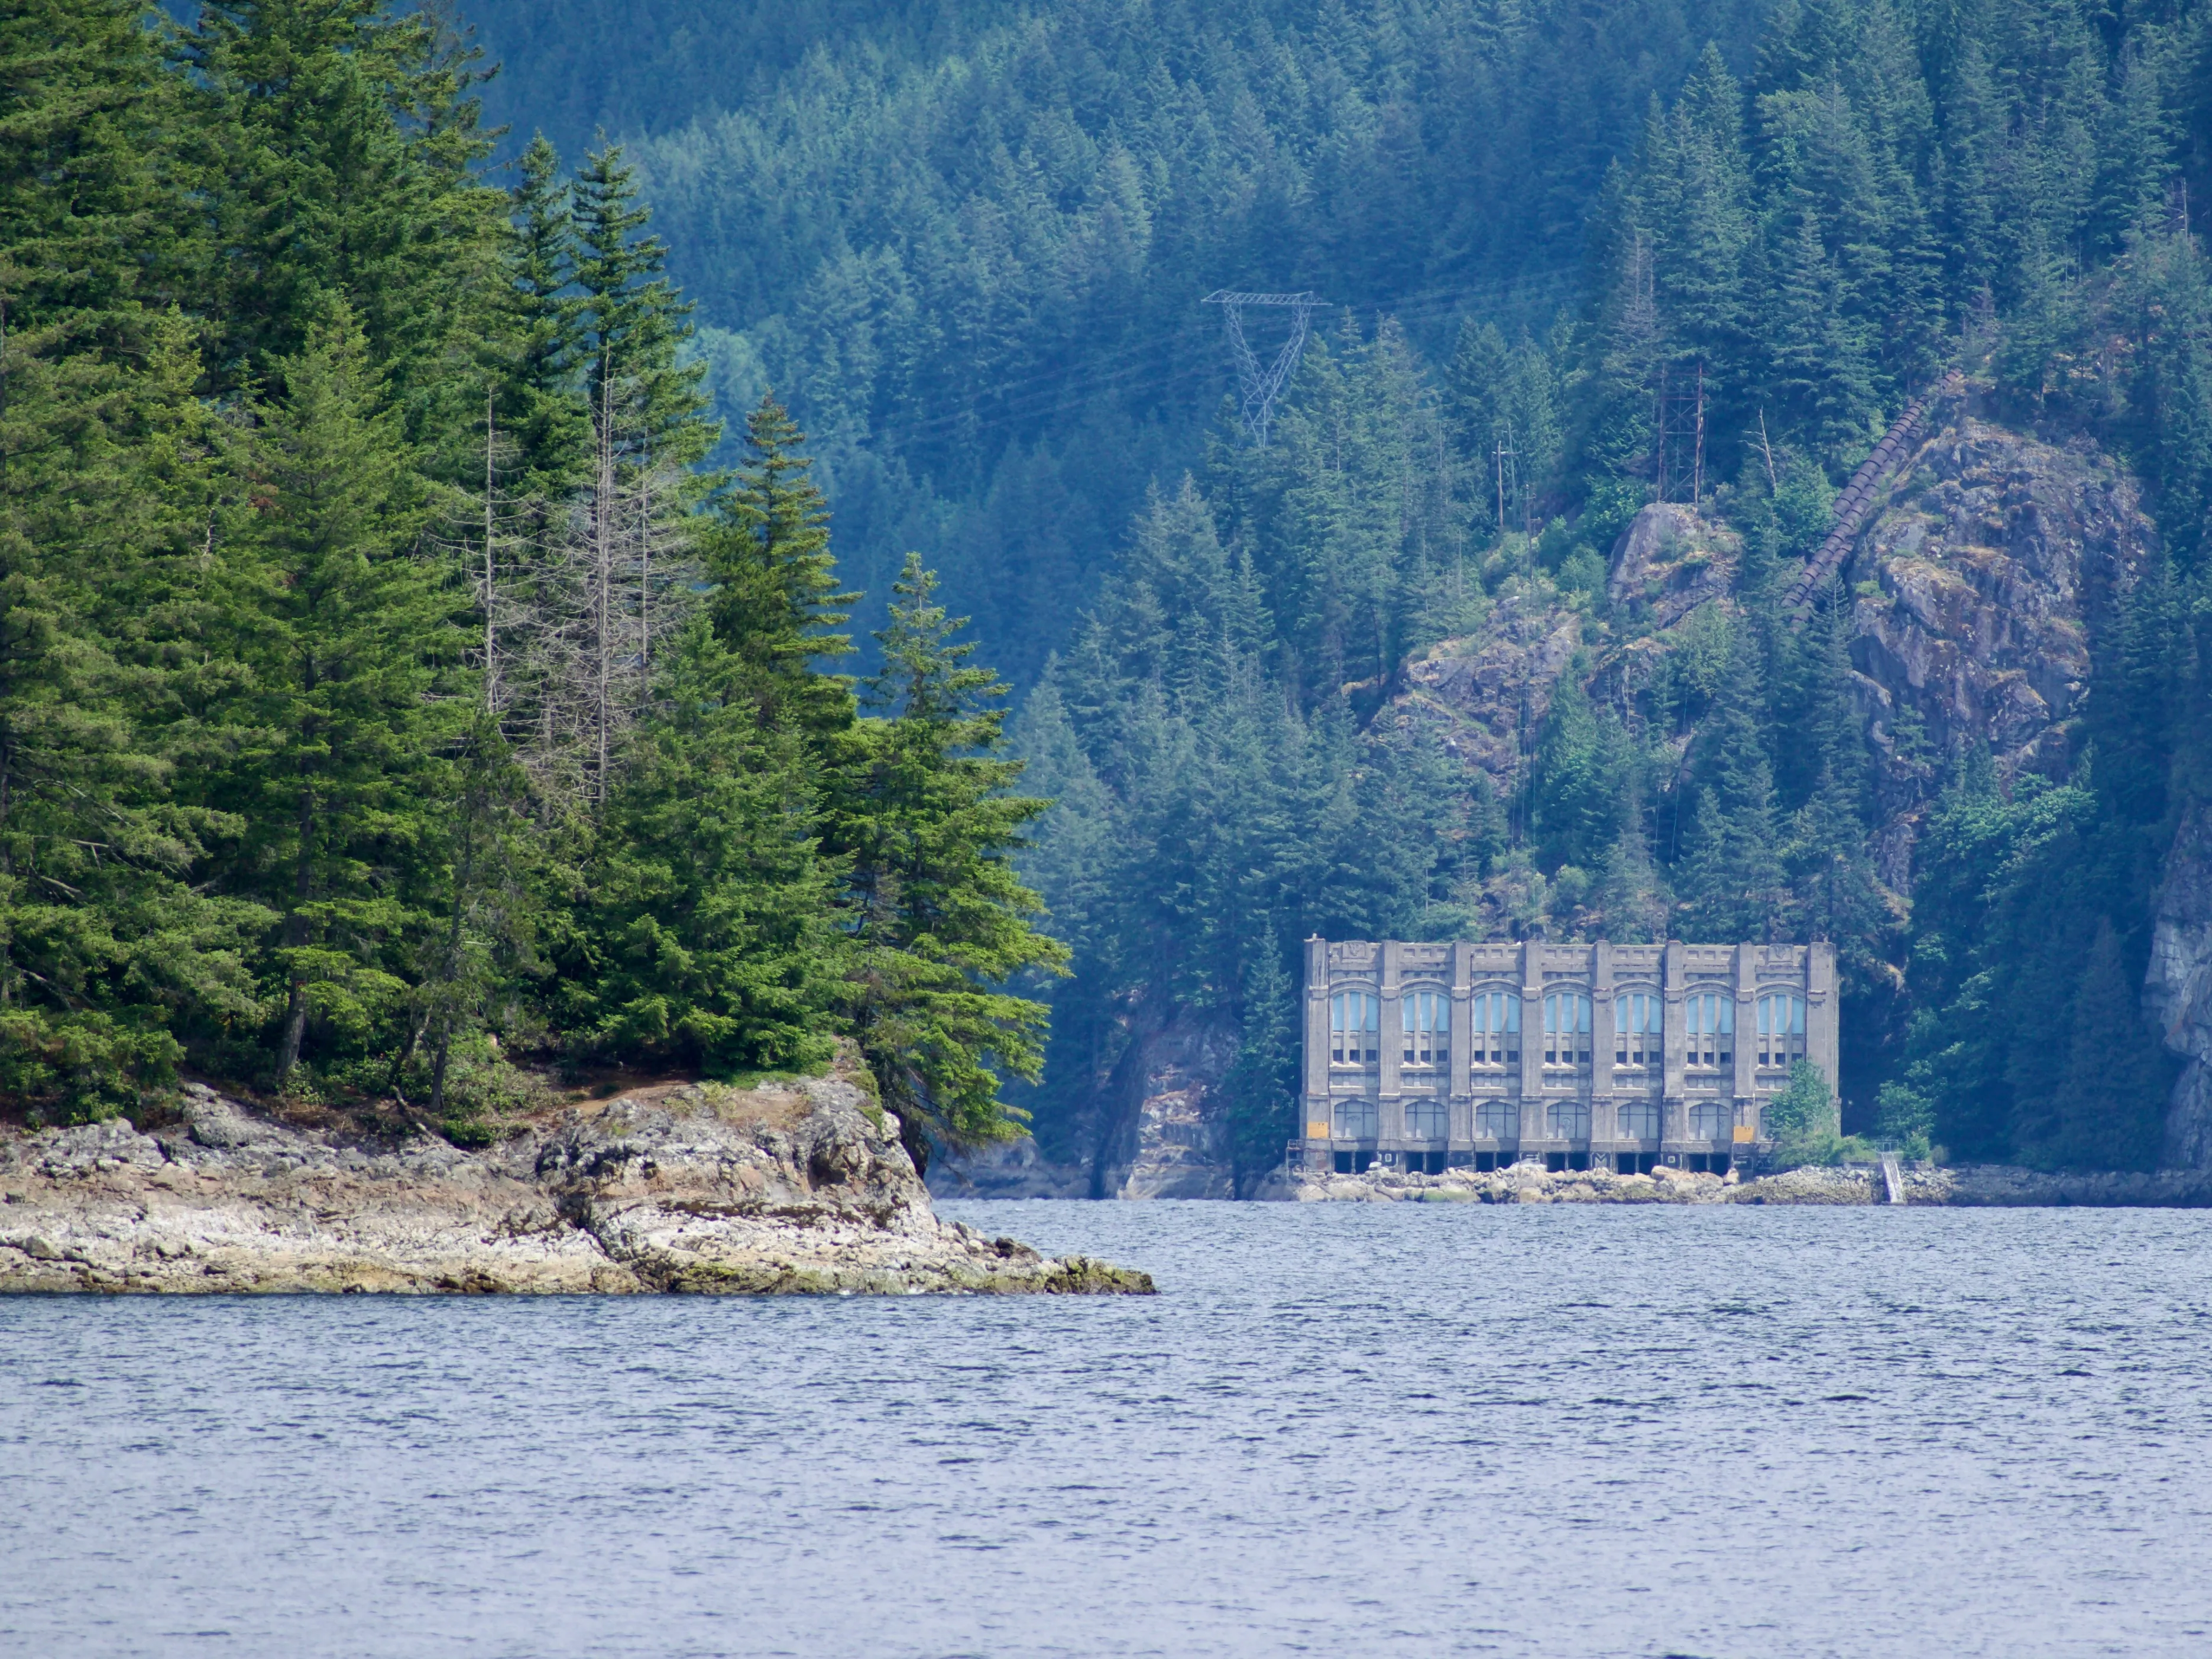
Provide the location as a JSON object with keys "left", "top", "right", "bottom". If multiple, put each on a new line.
{"left": 484, "top": 385, "right": 498, "bottom": 715}
{"left": 273, "top": 782, "right": 315, "bottom": 1084}
{"left": 594, "top": 369, "right": 613, "bottom": 804}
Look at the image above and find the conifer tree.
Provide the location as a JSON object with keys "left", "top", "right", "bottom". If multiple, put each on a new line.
{"left": 708, "top": 396, "right": 856, "bottom": 738}
{"left": 831, "top": 554, "right": 1067, "bottom": 1169}
{"left": 571, "top": 144, "right": 715, "bottom": 468}
{"left": 182, "top": 0, "right": 505, "bottom": 410}
{"left": 559, "top": 610, "right": 841, "bottom": 1076}
{"left": 498, "top": 134, "right": 591, "bottom": 496}
{"left": 2026, "top": 918, "right": 2169, "bottom": 1171}
{"left": 205, "top": 311, "right": 462, "bottom": 1085}
{"left": 1223, "top": 924, "right": 1297, "bottom": 1193}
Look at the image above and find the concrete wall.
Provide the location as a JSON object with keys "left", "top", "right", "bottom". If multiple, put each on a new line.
{"left": 1298, "top": 936, "right": 1837, "bottom": 1172}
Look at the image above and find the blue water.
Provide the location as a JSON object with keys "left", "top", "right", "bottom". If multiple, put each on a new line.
{"left": 4, "top": 1201, "right": 2211, "bottom": 1657}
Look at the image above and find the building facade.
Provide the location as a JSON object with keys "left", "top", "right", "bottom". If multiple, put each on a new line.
{"left": 1298, "top": 938, "right": 1837, "bottom": 1175}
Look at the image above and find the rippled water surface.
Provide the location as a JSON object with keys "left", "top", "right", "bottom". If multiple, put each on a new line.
{"left": 5, "top": 1203, "right": 2212, "bottom": 1657}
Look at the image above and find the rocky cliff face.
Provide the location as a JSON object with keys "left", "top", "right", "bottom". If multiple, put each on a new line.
{"left": 2147, "top": 804, "right": 2212, "bottom": 1169}
{"left": 932, "top": 1007, "right": 1241, "bottom": 1201}
{"left": 1369, "top": 392, "right": 2205, "bottom": 1159}
{"left": 1382, "top": 401, "right": 2155, "bottom": 879}
{"left": 0, "top": 1078, "right": 1152, "bottom": 1294}
{"left": 1843, "top": 412, "right": 2153, "bottom": 885}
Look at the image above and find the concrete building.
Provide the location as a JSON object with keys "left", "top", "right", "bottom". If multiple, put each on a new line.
{"left": 1296, "top": 937, "right": 1837, "bottom": 1175}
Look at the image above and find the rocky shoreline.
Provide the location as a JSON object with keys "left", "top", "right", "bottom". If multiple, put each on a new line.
{"left": 0, "top": 1078, "right": 1154, "bottom": 1295}
{"left": 1265, "top": 1160, "right": 2212, "bottom": 1206}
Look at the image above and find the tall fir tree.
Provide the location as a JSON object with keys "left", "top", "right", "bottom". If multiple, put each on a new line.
{"left": 830, "top": 554, "right": 1067, "bottom": 1169}
{"left": 200, "top": 311, "right": 462, "bottom": 1084}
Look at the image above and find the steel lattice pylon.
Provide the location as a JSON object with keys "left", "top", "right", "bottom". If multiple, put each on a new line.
{"left": 1202, "top": 289, "right": 1328, "bottom": 447}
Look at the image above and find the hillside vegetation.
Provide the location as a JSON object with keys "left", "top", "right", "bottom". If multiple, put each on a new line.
{"left": 12, "top": 0, "right": 2212, "bottom": 1178}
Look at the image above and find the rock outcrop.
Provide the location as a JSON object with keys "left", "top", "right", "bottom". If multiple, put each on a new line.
{"left": 1844, "top": 411, "right": 2154, "bottom": 878}
{"left": 0, "top": 1079, "right": 1153, "bottom": 1294}
{"left": 2148, "top": 803, "right": 2212, "bottom": 1169}
{"left": 1098, "top": 1010, "right": 1239, "bottom": 1199}
{"left": 1389, "top": 590, "right": 1583, "bottom": 789}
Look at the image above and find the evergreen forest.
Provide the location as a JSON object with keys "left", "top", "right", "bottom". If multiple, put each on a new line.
{"left": 12, "top": 0, "right": 2212, "bottom": 1180}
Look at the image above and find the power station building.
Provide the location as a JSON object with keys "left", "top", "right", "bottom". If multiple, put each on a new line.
{"left": 1297, "top": 938, "right": 1838, "bottom": 1175}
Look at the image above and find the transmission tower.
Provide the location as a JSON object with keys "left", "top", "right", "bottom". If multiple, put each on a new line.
{"left": 1202, "top": 289, "right": 1328, "bottom": 448}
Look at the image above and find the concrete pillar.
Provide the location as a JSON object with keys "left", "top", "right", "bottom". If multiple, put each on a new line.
{"left": 1450, "top": 941, "right": 1475, "bottom": 1146}
{"left": 1732, "top": 943, "right": 1756, "bottom": 1127}
{"left": 1518, "top": 939, "right": 1543, "bottom": 1153}
{"left": 1379, "top": 940, "right": 1404, "bottom": 1145}
{"left": 1303, "top": 936, "right": 1330, "bottom": 1143}
{"left": 1808, "top": 939, "right": 1839, "bottom": 1106}
{"left": 1591, "top": 940, "right": 1615, "bottom": 1140}
{"left": 1662, "top": 939, "right": 1686, "bottom": 1155}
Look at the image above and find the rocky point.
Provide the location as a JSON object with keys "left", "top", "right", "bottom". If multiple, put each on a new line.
{"left": 0, "top": 1077, "right": 1153, "bottom": 1295}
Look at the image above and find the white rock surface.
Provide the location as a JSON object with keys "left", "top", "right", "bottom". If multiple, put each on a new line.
{"left": 0, "top": 1080, "right": 1153, "bottom": 1295}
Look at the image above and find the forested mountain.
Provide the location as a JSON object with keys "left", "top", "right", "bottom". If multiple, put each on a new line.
{"left": 463, "top": 0, "right": 1774, "bottom": 681}
{"left": 14, "top": 0, "right": 2212, "bottom": 1183}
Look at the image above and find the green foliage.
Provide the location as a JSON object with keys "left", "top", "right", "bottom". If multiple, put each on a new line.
{"left": 12, "top": 0, "right": 2211, "bottom": 1180}
{"left": 559, "top": 615, "right": 841, "bottom": 1077}
{"left": 833, "top": 555, "right": 1068, "bottom": 1168}
{"left": 0, "top": 1, "right": 1047, "bottom": 1141}
{"left": 1766, "top": 1058, "right": 1844, "bottom": 1166}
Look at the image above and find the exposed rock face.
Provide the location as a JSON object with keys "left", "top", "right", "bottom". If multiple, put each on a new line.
{"left": 2148, "top": 803, "right": 2212, "bottom": 1169}
{"left": 1605, "top": 502, "right": 1739, "bottom": 628}
{"left": 1099, "top": 1010, "right": 1239, "bottom": 1200}
{"left": 0, "top": 1080, "right": 1153, "bottom": 1294}
{"left": 1845, "top": 413, "right": 2153, "bottom": 845}
{"left": 925, "top": 1133, "right": 1089, "bottom": 1200}
{"left": 1386, "top": 591, "right": 1582, "bottom": 789}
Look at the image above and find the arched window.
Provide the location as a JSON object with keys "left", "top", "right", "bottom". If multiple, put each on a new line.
{"left": 1401, "top": 990, "right": 1449, "bottom": 1067}
{"left": 1469, "top": 990, "right": 1519, "bottom": 1068}
{"left": 1685, "top": 991, "right": 1733, "bottom": 1069}
{"left": 1689, "top": 1101, "right": 1734, "bottom": 1140}
{"left": 1617, "top": 1099, "right": 1660, "bottom": 1139}
{"left": 1330, "top": 991, "right": 1379, "bottom": 1065}
{"left": 1757, "top": 993, "right": 1806, "bottom": 1071}
{"left": 1543, "top": 991, "right": 1591, "bottom": 1068}
{"left": 1613, "top": 991, "right": 1661, "bottom": 1067}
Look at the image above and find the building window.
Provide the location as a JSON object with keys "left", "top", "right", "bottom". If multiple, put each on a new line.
{"left": 1617, "top": 1100, "right": 1660, "bottom": 1139}
{"left": 1475, "top": 1101, "right": 1518, "bottom": 1139}
{"left": 1470, "top": 990, "right": 1519, "bottom": 1067}
{"left": 1757, "top": 993, "right": 1806, "bottom": 1070}
{"left": 1689, "top": 1102, "right": 1733, "bottom": 1140}
{"left": 1614, "top": 991, "right": 1660, "bottom": 1067}
{"left": 1686, "top": 991, "right": 1733, "bottom": 1069}
{"left": 1330, "top": 991, "right": 1379, "bottom": 1064}
{"left": 1333, "top": 1097, "right": 1378, "bottom": 1139}
{"left": 1405, "top": 1097, "right": 1449, "bottom": 1139}
{"left": 1402, "top": 990, "right": 1449, "bottom": 1067}
{"left": 1546, "top": 1100, "right": 1591, "bottom": 1139}
{"left": 1543, "top": 991, "right": 1591, "bottom": 1067}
